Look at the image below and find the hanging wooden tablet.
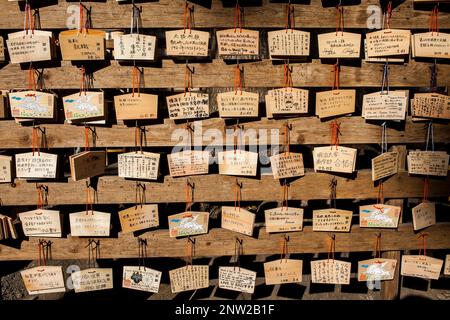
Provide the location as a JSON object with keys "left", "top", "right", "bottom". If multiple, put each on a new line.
{"left": 218, "top": 150, "right": 258, "bottom": 177}
{"left": 318, "top": 32, "right": 361, "bottom": 58}
{"left": 122, "top": 266, "right": 162, "bottom": 293}
{"left": 6, "top": 30, "right": 54, "bottom": 64}
{"left": 270, "top": 152, "right": 305, "bottom": 179}
{"left": 412, "top": 202, "right": 436, "bottom": 231}
{"left": 0, "top": 155, "right": 12, "bottom": 183}
{"left": 221, "top": 206, "right": 255, "bottom": 237}
{"left": 218, "top": 267, "right": 256, "bottom": 294}
{"left": 216, "top": 29, "right": 259, "bottom": 57}
{"left": 401, "top": 255, "right": 443, "bottom": 280}
{"left": 366, "top": 29, "right": 411, "bottom": 57}
{"left": 371, "top": 152, "right": 398, "bottom": 181}
{"left": 313, "top": 146, "right": 357, "bottom": 174}
{"left": 264, "top": 259, "right": 303, "bottom": 285}
{"left": 19, "top": 209, "right": 62, "bottom": 238}
{"left": 362, "top": 91, "right": 408, "bottom": 121}
{"left": 9, "top": 91, "right": 55, "bottom": 119}
{"left": 412, "top": 32, "right": 450, "bottom": 59}
{"left": 59, "top": 30, "right": 106, "bottom": 61}
{"left": 267, "top": 30, "right": 310, "bottom": 58}
{"left": 114, "top": 34, "right": 156, "bottom": 60}
{"left": 167, "top": 150, "right": 210, "bottom": 177}
{"left": 407, "top": 151, "right": 449, "bottom": 177}
{"left": 0, "top": 214, "right": 17, "bottom": 240}
{"left": 316, "top": 89, "right": 355, "bottom": 119}
{"left": 444, "top": 255, "right": 450, "bottom": 276}
{"left": 358, "top": 258, "right": 397, "bottom": 281}
{"left": 169, "top": 265, "right": 209, "bottom": 293}
{"left": 359, "top": 204, "right": 401, "bottom": 228}
{"left": 168, "top": 211, "right": 209, "bottom": 238}
{"left": 118, "top": 151, "right": 160, "bottom": 180}
{"left": 69, "top": 211, "right": 111, "bottom": 237}
{"left": 412, "top": 93, "right": 450, "bottom": 120}
{"left": 114, "top": 93, "right": 158, "bottom": 120}
{"left": 264, "top": 207, "right": 303, "bottom": 233}
{"left": 166, "top": 92, "right": 210, "bottom": 120}
{"left": 15, "top": 152, "right": 58, "bottom": 179}
{"left": 311, "top": 259, "right": 351, "bottom": 284}
{"left": 72, "top": 268, "right": 113, "bottom": 293}
{"left": 63, "top": 91, "right": 105, "bottom": 122}
{"left": 119, "top": 204, "right": 159, "bottom": 233}
{"left": 69, "top": 150, "right": 106, "bottom": 181}
{"left": 165, "top": 29, "right": 210, "bottom": 57}
{"left": 217, "top": 91, "right": 259, "bottom": 118}
{"left": 266, "top": 88, "right": 308, "bottom": 117}
{"left": 312, "top": 209, "right": 353, "bottom": 232}
{"left": 21, "top": 266, "right": 65, "bottom": 295}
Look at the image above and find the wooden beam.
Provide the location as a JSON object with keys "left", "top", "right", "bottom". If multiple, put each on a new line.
{"left": 1, "top": 60, "right": 449, "bottom": 89}
{"left": 0, "top": 171, "right": 449, "bottom": 206}
{"left": 1, "top": 0, "right": 448, "bottom": 29}
{"left": 0, "top": 223, "right": 449, "bottom": 261}
{"left": 0, "top": 117, "right": 448, "bottom": 149}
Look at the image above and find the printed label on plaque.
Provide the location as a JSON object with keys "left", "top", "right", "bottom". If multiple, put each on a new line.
{"left": 119, "top": 204, "right": 159, "bottom": 233}
{"left": 221, "top": 206, "right": 255, "bottom": 236}
{"left": 216, "top": 29, "right": 259, "bottom": 56}
{"left": 267, "top": 29, "right": 310, "bottom": 58}
{"left": 312, "top": 208, "right": 353, "bottom": 232}
{"left": 315, "top": 89, "right": 356, "bottom": 118}
{"left": 311, "top": 259, "right": 351, "bottom": 284}
{"left": 264, "top": 259, "right": 303, "bottom": 285}
{"left": 412, "top": 93, "right": 450, "bottom": 120}
{"left": 407, "top": 151, "right": 449, "bottom": 177}
{"left": 362, "top": 91, "right": 408, "bottom": 120}
{"left": 358, "top": 258, "right": 397, "bottom": 282}
{"left": 114, "top": 93, "right": 158, "bottom": 120}
{"left": 0, "top": 155, "right": 12, "bottom": 183}
{"left": 401, "top": 255, "right": 443, "bottom": 280}
{"left": 118, "top": 152, "right": 160, "bottom": 180}
{"left": 9, "top": 91, "right": 55, "bottom": 119}
{"left": 264, "top": 207, "right": 303, "bottom": 233}
{"left": 21, "top": 266, "right": 65, "bottom": 295}
{"left": 72, "top": 268, "right": 113, "bottom": 293}
{"left": 63, "top": 92, "right": 104, "bottom": 121}
{"left": 218, "top": 267, "right": 256, "bottom": 294}
{"left": 122, "top": 266, "right": 161, "bottom": 293}
{"left": 217, "top": 91, "right": 259, "bottom": 118}
{"left": 7, "top": 30, "right": 53, "bottom": 64}
{"left": 59, "top": 29, "right": 105, "bottom": 60}
{"left": 366, "top": 29, "right": 411, "bottom": 57}
{"left": 359, "top": 204, "right": 401, "bottom": 228}
{"left": 15, "top": 152, "right": 58, "bottom": 179}
{"left": 19, "top": 209, "right": 61, "bottom": 237}
{"left": 114, "top": 34, "right": 156, "bottom": 60}
{"left": 412, "top": 32, "right": 450, "bottom": 59}
{"left": 165, "top": 29, "right": 209, "bottom": 57}
{"left": 412, "top": 202, "right": 436, "bottom": 231}
{"left": 371, "top": 152, "right": 398, "bottom": 181}
{"left": 69, "top": 151, "right": 106, "bottom": 182}
{"left": 168, "top": 150, "right": 210, "bottom": 177}
{"left": 266, "top": 88, "right": 308, "bottom": 117}
{"left": 166, "top": 92, "right": 209, "bottom": 120}
{"left": 317, "top": 32, "right": 361, "bottom": 58}
{"left": 313, "top": 146, "right": 357, "bottom": 174}
{"left": 169, "top": 265, "right": 209, "bottom": 293}
{"left": 270, "top": 152, "right": 305, "bottom": 179}
{"left": 218, "top": 150, "right": 258, "bottom": 177}
{"left": 168, "top": 211, "right": 209, "bottom": 238}
{"left": 69, "top": 211, "right": 111, "bottom": 237}
{"left": 444, "top": 255, "right": 450, "bottom": 276}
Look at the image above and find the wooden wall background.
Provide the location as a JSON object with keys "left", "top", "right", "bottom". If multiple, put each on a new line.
{"left": 0, "top": 0, "right": 449, "bottom": 300}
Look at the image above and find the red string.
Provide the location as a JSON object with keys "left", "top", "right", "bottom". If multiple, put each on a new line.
{"left": 333, "top": 61, "right": 340, "bottom": 90}
{"left": 429, "top": 5, "right": 439, "bottom": 35}
{"left": 335, "top": 5, "right": 344, "bottom": 36}
{"left": 32, "top": 127, "right": 41, "bottom": 156}
{"left": 183, "top": 2, "right": 193, "bottom": 34}
{"left": 234, "top": 3, "right": 242, "bottom": 33}
{"left": 285, "top": 3, "right": 294, "bottom": 33}
{"left": 85, "top": 184, "right": 93, "bottom": 215}
{"left": 330, "top": 120, "right": 341, "bottom": 150}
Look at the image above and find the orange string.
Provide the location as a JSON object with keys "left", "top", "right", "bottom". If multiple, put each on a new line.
{"left": 417, "top": 233, "right": 429, "bottom": 256}
{"left": 423, "top": 177, "right": 430, "bottom": 202}
{"left": 183, "top": 2, "right": 193, "bottom": 34}
{"left": 85, "top": 185, "right": 93, "bottom": 215}
{"left": 373, "top": 181, "right": 385, "bottom": 213}
{"left": 24, "top": 2, "right": 35, "bottom": 35}
{"left": 79, "top": 66, "right": 86, "bottom": 96}
{"left": 234, "top": 3, "right": 242, "bottom": 32}
{"left": 78, "top": 2, "right": 88, "bottom": 34}
{"left": 234, "top": 181, "right": 241, "bottom": 211}
{"left": 132, "top": 67, "right": 141, "bottom": 97}
{"left": 333, "top": 61, "right": 340, "bottom": 90}
{"left": 283, "top": 62, "right": 293, "bottom": 89}
{"left": 32, "top": 127, "right": 41, "bottom": 156}
{"left": 429, "top": 5, "right": 439, "bottom": 35}
{"left": 184, "top": 65, "right": 192, "bottom": 96}
{"left": 37, "top": 186, "right": 43, "bottom": 209}
{"left": 335, "top": 5, "right": 344, "bottom": 36}
{"left": 327, "top": 235, "right": 335, "bottom": 261}
{"left": 234, "top": 64, "right": 242, "bottom": 95}
{"left": 27, "top": 65, "right": 36, "bottom": 93}
{"left": 280, "top": 236, "right": 289, "bottom": 262}
{"left": 84, "top": 127, "right": 90, "bottom": 151}
{"left": 284, "top": 123, "right": 290, "bottom": 155}
{"left": 285, "top": 3, "right": 294, "bottom": 33}
{"left": 330, "top": 120, "right": 341, "bottom": 150}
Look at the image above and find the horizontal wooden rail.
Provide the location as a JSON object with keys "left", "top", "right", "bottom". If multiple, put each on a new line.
{"left": 1, "top": 0, "right": 448, "bottom": 29}
{"left": 0, "top": 171, "right": 448, "bottom": 205}
{"left": 1, "top": 60, "right": 449, "bottom": 89}
{"left": 0, "top": 223, "right": 449, "bottom": 261}
{"left": 0, "top": 117, "right": 448, "bottom": 149}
